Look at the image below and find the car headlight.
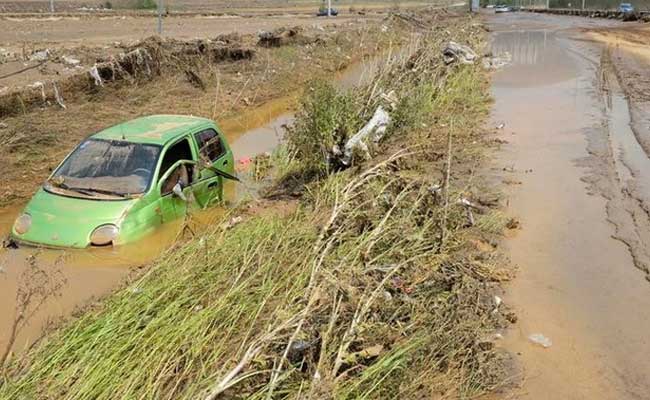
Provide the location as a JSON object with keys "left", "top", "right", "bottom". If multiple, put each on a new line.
{"left": 90, "top": 224, "right": 119, "bottom": 246}
{"left": 13, "top": 213, "right": 32, "bottom": 235}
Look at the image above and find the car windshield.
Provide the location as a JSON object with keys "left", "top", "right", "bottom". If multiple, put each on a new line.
{"left": 47, "top": 138, "right": 162, "bottom": 198}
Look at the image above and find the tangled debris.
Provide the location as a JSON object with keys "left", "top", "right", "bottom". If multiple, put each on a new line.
{"left": 257, "top": 26, "right": 320, "bottom": 47}
{"left": 443, "top": 41, "right": 478, "bottom": 65}
{"left": 339, "top": 105, "right": 391, "bottom": 166}
{"left": 0, "top": 36, "right": 255, "bottom": 118}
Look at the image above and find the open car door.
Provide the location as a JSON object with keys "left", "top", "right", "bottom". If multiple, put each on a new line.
{"left": 192, "top": 128, "right": 235, "bottom": 208}
{"left": 157, "top": 160, "right": 198, "bottom": 224}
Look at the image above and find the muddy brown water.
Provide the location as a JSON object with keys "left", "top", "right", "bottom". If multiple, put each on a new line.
{"left": 0, "top": 55, "right": 379, "bottom": 357}
{"left": 489, "top": 12, "right": 650, "bottom": 399}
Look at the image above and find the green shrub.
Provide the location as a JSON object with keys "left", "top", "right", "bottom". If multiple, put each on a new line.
{"left": 285, "top": 80, "right": 362, "bottom": 174}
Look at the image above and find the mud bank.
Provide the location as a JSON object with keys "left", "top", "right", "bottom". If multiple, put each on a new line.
{"left": 489, "top": 12, "right": 650, "bottom": 398}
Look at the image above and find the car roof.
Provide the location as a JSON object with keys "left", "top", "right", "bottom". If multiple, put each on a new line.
{"left": 91, "top": 114, "right": 214, "bottom": 146}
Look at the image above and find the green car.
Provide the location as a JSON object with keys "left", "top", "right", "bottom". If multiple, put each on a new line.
{"left": 11, "top": 115, "right": 235, "bottom": 248}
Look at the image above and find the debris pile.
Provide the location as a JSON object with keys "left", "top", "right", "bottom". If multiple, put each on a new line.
{"left": 443, "top": 41, "right": 478, "bottom": 65}
{"left": 257, "top": 26, "right": 320, "bottom": 47}
{"left": 0, "top": 36, "right": 255, "bottom": 117}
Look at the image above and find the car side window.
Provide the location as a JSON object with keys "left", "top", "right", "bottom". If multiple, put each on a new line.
{"left": 160, "top": 138, "right": 193, "bottom": 177}
{"left": 195, "top": 129, "right": 225, "bottom": 163}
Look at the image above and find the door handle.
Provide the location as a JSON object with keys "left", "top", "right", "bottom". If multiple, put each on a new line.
{"left": 223, "top": 159, "right": 229, "bottom": 165}
{"left": 208, "top": 181, "right": 219, "bottom": 189}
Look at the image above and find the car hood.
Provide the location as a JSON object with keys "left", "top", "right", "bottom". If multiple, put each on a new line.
{"left": 13, "top": 188, "right": 137, "bottom": 248}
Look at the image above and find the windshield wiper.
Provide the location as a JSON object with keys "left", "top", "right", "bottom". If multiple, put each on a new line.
{"left": 55, "top": 182, "right": 97, "bottom": 197}
{"left": 71, "top": 187, "right": 129, "bottom": 198}
{"left": 56, "top": 182, "right": 128, "bottom": 198}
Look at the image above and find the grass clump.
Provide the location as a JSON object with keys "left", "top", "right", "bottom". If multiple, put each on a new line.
{"left": 285, "top": 80, "right": 363, "bottom": 175}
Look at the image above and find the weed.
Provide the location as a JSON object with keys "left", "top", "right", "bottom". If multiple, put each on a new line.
{"left": 285, "top": 79, "right": 363, "bottom": 174}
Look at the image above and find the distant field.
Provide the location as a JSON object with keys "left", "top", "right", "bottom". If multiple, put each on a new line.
{"left": 0, "top": 0, "right": 433, "bottom": 13}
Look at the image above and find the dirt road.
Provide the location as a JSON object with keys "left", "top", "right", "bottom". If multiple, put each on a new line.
{"left": 0, "top": 13, "right": 376, "bottom": 46}
{"left": 489, "top": 12, "right": 650, "bottom": 399}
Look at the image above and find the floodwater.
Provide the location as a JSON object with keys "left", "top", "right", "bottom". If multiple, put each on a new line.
{"left": 0, "top": 54, "right": 380, "bottom": 356}
{"left": 490, "top": 12, "right": 650, "bottom": 399}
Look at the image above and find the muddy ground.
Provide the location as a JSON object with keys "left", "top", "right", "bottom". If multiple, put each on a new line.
{"left": 489, "top": 11, "right": 650, "bottom": 399}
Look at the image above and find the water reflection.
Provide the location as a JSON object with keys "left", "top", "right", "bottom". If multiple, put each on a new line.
{"left": 491, "top": 30, "right": 577, "bottom": 87}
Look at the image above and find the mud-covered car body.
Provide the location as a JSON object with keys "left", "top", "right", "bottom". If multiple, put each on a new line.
{"left": 11, "top": 115, "right": 234, "bottom": 248}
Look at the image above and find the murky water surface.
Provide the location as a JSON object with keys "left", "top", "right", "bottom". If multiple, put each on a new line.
{"left": 490, "top": 12, "right": 650, "bottom": 399}
{"left": 0, "top": 55, "right": 379, "bottom": 354}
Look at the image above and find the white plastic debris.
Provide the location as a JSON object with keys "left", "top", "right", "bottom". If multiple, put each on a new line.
{"left": 62, "top": 55, "right": 81, "bottom": 66}
{"left": 443, "top": 41, "right": 477, "bottom": 65}
{"left": 496, "top": 122, "right": 506, "bottom": 130}
{"left": 492, "top": 295, "right": 502, "bottom": 314}
{"left": 222, "top": 216, "right": 243, "bottom": 230}
{"left": 52, "top": 82, "right": 66, "bottom": 109}
{"left": 528, "top": 333, "right": 552, "bottom": 348}
{"left": 29, "top": 49, "right": 50, "bottom": 62}
{"left": 89, "top": 65, "right": 104, "bottom": 86}
{"left": 341, "top": 106, "right": 391, "bottom": 165}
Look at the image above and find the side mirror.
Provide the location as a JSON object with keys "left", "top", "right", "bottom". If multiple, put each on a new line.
{"left": 172, "top": 182, "right": 187, "bottom": 201}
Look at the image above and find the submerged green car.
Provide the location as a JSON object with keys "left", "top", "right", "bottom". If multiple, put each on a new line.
{"left": 11, "top": 115, "right": 235, "bottom": 248}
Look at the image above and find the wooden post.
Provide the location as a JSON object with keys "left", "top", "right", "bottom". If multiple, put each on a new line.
{"left": 157, "top": 0, "right": 164, "bottom": 34}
